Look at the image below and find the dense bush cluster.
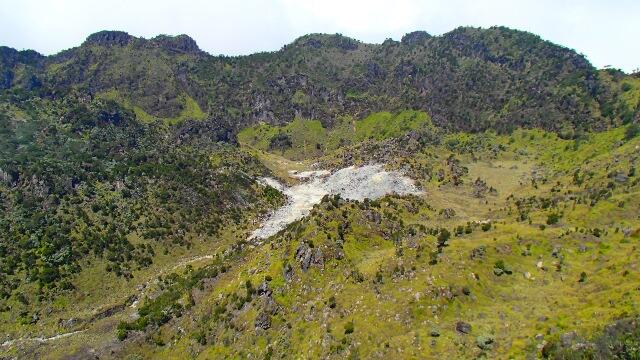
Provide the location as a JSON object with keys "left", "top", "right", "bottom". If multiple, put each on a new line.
{"left": 0, "top": 91, "right": 276, "bottom": 302}
{"left": 542, "top": 316, "right": 640, "bottom": 359}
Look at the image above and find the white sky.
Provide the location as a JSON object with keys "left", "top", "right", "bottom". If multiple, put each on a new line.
{"left": 0, "top": 0, "right": 638, "bottom": 72}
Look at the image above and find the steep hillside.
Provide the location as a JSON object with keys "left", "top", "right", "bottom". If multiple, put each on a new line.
{"left": 2, "top": 27, "right": 637, "bottom": 132}
{"left": 0, "top": 91, "right": 284, "bottom": 319}
{"left": 115, "top": 124, "right": 640, "bottom": 359}
{"left": 4, "top": 119, "right": 636, "bottom": 359}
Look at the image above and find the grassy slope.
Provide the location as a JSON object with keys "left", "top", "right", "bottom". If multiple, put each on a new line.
{"left": 75, "top": 124, "right": 638, "bottom": 359}
{"left": 3, "top": 103, "right": 639, "bottom": 358}
{"left": 98, "top": 89, "right": 207, "bottom": 124}
{"left": 237, "top": 110, "right": 432, "bottom": 161}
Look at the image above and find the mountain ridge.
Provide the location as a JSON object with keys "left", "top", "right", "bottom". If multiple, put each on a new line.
{"left": 1, "top": 26, "right": 635, "bottom": 134}
{"left": 0, "top": 26, "right": 621, "bottom": 64}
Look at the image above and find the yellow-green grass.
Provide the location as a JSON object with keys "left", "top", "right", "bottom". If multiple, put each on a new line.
{"left": 237, "top": 110, "right": 432, "bottom": 161}
{"left": 98, "top": 90, "right": 206, "bottom": 124}
{"left": 7, "top": 122, "right": 640, "bottom": 359}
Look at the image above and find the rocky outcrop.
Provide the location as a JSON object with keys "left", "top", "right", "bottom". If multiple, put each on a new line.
{"left": 292, "top": 34, "right": 359, "bottom": 51}
{"left": 255, "top": 281, "right": 279, "bottom": 330}
{"left": 255, "top": 310, "right": 271, "bottom": 330}
{"left": 151, "top": 34, "right": 201, "bottom": 54}
{"left": 284, "top": 263, "right": 294, "bottom": 282}
{"left": 441, "top": 208, "right": 456, "bottom": 219}
{"left": 84, "top": 30, "right": 134, "bottom": 47}
{"left": 473, "top": 178, "right": 489, "bottom": 198}
{"left": 447, "top": 155, "right": 468, "bottom": 185}
{"left": 295, "top": 242, "right": 324, "bottom": 272}
{"left": 256, "top": 281, "right": 272, "bottom": 297}
{"left": 456, "top": 321, "right": 472, "bottom": 334}
{"left": 401, "top": 31, "right": 432, "bottom": 45}
{"left": 470, "top": 245, "right": 486, "bottom": 260}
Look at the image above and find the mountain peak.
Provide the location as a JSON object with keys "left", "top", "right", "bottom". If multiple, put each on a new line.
{"left": 400, "top": 31, "right": 431, "bottom": 45}
{"left": 82, "top": 31, "right": 201, "bottom": 54}
{"left": 289, "top": 33, "right": 361, "bottom": 51}
{"left": 150, "top": 34, "right": 201, "bottom": 54}
{"left": 0, "top": 46, "right": 44, "bottom": 64}
{"left": 84, "top": 30, "right": 134, "bottom": 47}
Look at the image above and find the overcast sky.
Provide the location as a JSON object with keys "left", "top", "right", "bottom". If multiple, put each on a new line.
{"left": 0, "top": 0, "right": 638, "bottom": 72}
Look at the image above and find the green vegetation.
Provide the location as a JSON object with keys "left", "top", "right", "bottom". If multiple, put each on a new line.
{"left": 355, "top": 110, "right": 432, "bottom": 141}
{"left": 99, "top": 90, "right": 206, "bottom": 124}
{"left": 0, "top": 90, "right": 283, "bottom": 356}
{"left": 542, "top": 316, "right": 640, "bottom": 359}
{"left": 1, "top": 26, "right": 640, "bottom": 360}
{"left": 238, "top": 110, "right": 432, "bottom": 160}
{"left": 626, "top": 122, "right": 639, "bottom": 140}
{"left": 620, "top": 77, "right": 640, "bottom": 113}
{"left": 118, "top": 260, "right": 226, "bottom": 339}
{"left": 81, "top": 122, "right": 638, "bottom": 359}
{"left": 3, "top": 26, "right": 638, "bottom": 133}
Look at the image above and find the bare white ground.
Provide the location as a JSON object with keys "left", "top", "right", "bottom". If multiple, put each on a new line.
{"left": 250, "top": 164, "right": 421, "bottom": 240}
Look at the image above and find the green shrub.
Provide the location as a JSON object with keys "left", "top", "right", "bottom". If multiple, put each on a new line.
{"left": 542, "top": 316, "right": 640, "bottom": 358}
{"left": 328, "top": 296, "right": 337, "bottom": 309}
{"left": 494, "top": 260, "right": 513, "bottom": 275}
{"left": 579, "top": 272, "right": 587, "bottom": 282}
{"left": 437, "top": 228, "right": 451, "bottom": 247}
{"left": 194, "top": 331, "right": 207, "bottom": 345}
{"left": 117, "top": 321, "right": 129, "bottom": 341}
{"left": 626, "top": 123, "right": 640, "bottom": 140}
{"left": 546, "top": 213, "right": 561, "bottom": 225}
{"left": 344, "top": 321, "right": 355, "bottom": 335}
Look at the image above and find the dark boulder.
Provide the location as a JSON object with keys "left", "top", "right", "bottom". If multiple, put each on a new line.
{"left": 456, "top": 321, "right": 472, "bottom": 334}
{"left": 284, "top": 263, "right": 294, "bottom": 282}
{"left": 255, "top": 311, "right": 271, "bottom": 330}
{"left": 561, "top": 331, "right": 577, "bottom": 347}
{"left": 256, "top": 281, "right": 272, "bottom": 297}
{"left": 295, "top": 242, "right": 325, "bottom": 272}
